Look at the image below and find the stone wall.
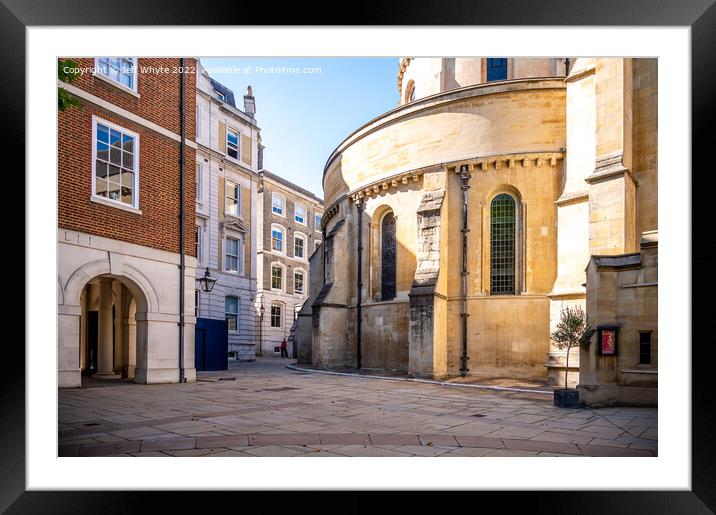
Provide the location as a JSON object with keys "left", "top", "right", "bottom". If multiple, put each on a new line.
{"left": 579, "top": 234, "right": 658, "bottom": 406}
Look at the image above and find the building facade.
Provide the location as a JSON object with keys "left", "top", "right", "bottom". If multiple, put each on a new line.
{"left": 194, "top": 62, "right": 261, "bottom": 361}
{"left": 299, "top": 58, "right": 657, "bottom": 406}
{"left": 256, "top": 170, "right": 323, "bottom": 357}
{"left": 58, "top": 57, "right": 198, "bottom": 387}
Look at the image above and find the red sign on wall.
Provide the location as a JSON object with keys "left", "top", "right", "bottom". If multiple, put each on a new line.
{"left": 600, "top": 329, "right": 616, "bottom": 355}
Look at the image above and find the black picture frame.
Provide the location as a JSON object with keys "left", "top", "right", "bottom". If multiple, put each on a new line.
{"left": 596, "top": 325, "right": 619, "bottom": 356}
{"left": 4, "top": 0, "right": 714, "bottom": 512}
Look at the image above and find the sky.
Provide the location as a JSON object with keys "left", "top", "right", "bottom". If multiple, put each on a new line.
{"left": 199, "top": 57, "right": 400, "bottom": 198}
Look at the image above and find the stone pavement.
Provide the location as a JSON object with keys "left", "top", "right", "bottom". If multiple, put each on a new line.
{"left": 59, "top": 357, "right": 657, "bottom": 457}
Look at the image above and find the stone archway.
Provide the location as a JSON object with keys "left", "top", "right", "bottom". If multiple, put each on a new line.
{"left": 59, "top": 258, "right": 158, "bottom": 388}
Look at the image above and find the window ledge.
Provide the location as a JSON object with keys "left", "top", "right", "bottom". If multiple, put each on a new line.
{"left": 224, "top": 155, "right": 243, "bottom": 166}
{"left": 621, "top": 368, "right": 658, "bottom": 375}
{"left": 90, "top": 195, "right": 142, "bottom": 214}
{"left": 93, "top": 72, "right": 140, "bottom": 98}
{"left": 272, "top": 212, "right": 286, "bottom": 218}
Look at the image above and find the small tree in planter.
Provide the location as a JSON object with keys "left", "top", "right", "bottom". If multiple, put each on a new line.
{"left": 551, "top": 305, "right": 593, "bottom": 407}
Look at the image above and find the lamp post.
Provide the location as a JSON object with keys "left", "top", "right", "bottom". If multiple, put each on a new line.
{"left": 258, "top": 304, "right": 265, "bottom": 357}
{"left": 198, "top": 267, "right": 217, "bottom": 293}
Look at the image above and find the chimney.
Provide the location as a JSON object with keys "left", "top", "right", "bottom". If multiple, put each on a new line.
{"left": 243, "top": 85, "right": 256, "bottom": 118}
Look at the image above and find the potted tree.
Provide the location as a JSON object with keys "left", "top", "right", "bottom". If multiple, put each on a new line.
{"left": 551, "top": 305, "right": 593, "bottom": 408}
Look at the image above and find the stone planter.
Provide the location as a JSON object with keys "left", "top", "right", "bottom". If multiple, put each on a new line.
{"left": 554, "top": 388, "right": 581, "bottom": 408}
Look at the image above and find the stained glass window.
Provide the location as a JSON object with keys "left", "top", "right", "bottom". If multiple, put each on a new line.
{"left": 381, "top": 212, "right": 397, "bottom": 300}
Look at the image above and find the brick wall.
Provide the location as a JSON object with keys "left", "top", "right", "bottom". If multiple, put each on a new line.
{"left": 58, "top": 57, "right": 196, "bottom": 256}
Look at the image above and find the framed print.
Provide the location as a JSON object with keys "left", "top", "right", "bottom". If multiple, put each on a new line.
{"left": 4, "top": 0, "right": 714, "bottom": 512}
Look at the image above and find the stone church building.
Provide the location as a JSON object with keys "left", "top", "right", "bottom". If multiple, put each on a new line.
{"left": 297, "top": 58, "right": 657, "bottom": 406}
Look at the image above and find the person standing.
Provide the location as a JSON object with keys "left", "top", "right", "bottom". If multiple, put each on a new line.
{"left": 280, "top": 338, "right": 288, "bottom": 358}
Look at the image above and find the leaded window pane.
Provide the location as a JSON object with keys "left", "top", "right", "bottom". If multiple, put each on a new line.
{"left": 381, "top": 212, "right": 397, "bottom": 300}
{"left": 490, "top": 194, "right": 516, "bottom": 294}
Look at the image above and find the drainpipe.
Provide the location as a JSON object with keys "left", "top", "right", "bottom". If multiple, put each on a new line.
{"left": 355, "top": 197, "right": 364, "bottom": 369}
{"left": 459, "top": 165, "right": 471, "bottom": 377}
{"left": 178, "top": 58, "right": 186, "bottom": 383}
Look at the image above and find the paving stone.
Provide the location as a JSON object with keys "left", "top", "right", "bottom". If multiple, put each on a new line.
{"left": 393, "top": 445, "right": 452, "bottom": 457}
{"left": 140, "top": 437, "right": 196, "bottom": 452}
{"left": 196, "top": 435, "right": 250, "bottom": 449}
{"left": 502, "top": 438, "right": 582, "bottom": 455}
{"left": 368, "top": 434, "right": 421, "bottom": 446}
{"left": 318, "top": 434, "right": 371, "bottom": 445}
{"left": 79, "top": 440, "right": 141, "bottom": 456}
{"left": 163, "top": 448, "right": 216, "bottom": 457}
{"left": 578, "top": 444, "right": 654, "bottom": 457}
{"left": 441, "top": 447, "right": 495, "bottom": 457}
{"left": 416, "top": 434, "right": 458, "bottom": 447}
{"left": 60, "top": 358, "right": 657, "bottom": 458}
{"left": 328, "top": 445, "right": 413, "bottom": 457}
{"left": 454, "top": 436, "right": 505, "bottom": 449}
{"left": 243, "top": 445, "right": 312, "bottom": 457}
{"left": 248, "top": 434, "right": 321, "bottom": 446}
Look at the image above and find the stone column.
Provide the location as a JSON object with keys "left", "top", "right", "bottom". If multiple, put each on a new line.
{"left": 113, "top": 282, "right": 123, "bottom": 375}
{"left": 94, "top": 278, "right": 119, "bottom": 378}
{"left": 409, "top": 188, "right": 447, "bottom": 379}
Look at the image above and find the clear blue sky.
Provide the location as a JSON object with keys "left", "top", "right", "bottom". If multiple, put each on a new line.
{"left": 199, "top": 57, "right": 399, "bottom": 198}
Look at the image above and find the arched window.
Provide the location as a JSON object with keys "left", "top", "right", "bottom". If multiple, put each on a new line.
{"left": 490, "top": 194, "right": 516, "bottom": 294}
{"left": 381, "top": 212, "right": 397, "bottom": 300}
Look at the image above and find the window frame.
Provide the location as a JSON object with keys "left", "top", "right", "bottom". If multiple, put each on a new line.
{"left": 225, "top": 296, "right": 239, "bottom": 333}
{"left": 195, "top": 162, "right": 202, "bottom": 203}
{"left": 195, "top": 103, "right": 201, "bottom": 139}
{"left": 225, "top": 179, "right": 241, "bottom": 218}
{"left": 195, "top": 224, "right": 203, "bottom": 265}
{"left": 294, "top": 269, "right": 305, "bottom": 295}
{"left": 489, "top": 192, "right": 518, "bottom": 295}
{"left": 271, "top": 224, "right": 285, "bottom": 254}
{"left": 270, "top": 303, "right": 282, "bottom": 328}
{"left": 224, "top": 234, "right": 242, "bottom": 274}
{"left": 271, "top": 263, "right": 285, "bottom": 292}
{"left": 294, "top": 203, "right": 306, "bottom": 225}
{"left": 271, "top": 193, "right": 285, "bottom": 216}
{"left": 639, "top": 331, "right": 652, "bottom": 365}
{"left": 226, "top": 126, "right": 240, "bottom": 160}
{"left": 486, "top": 58, "right": 508, "bottom": 82}
{"left": 293, "top": 232, "right": 306, "bottom": 260}
{"left": 91, "top": 115, "right": 140, "bottom": 211}
{"left": 314, "top": 213, "right": 322, "bottom": 231}
{"left": 94, "top": 57, "right": 138, "bottom": 94}
{"left": 195, "top": 289, "right": 200, "bottom": 318}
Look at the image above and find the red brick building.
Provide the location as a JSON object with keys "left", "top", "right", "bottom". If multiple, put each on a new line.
{"left": 58, "top": 57, "right": 198, "bottom": 387}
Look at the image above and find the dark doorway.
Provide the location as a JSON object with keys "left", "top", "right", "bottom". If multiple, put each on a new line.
{"left": 381, "top": 212, "right": 397, "bottom": 300}
{"left": 84, "top": 311, "right": 98, "bottom": 376}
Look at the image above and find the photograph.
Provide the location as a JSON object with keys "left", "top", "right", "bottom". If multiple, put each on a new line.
{"left": 56, "top": 55, "right": 659, "bottom": 459}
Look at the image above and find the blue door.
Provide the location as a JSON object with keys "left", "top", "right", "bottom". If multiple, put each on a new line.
{"left": 195, "top": 318, "right": 228, "bottom": 371}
